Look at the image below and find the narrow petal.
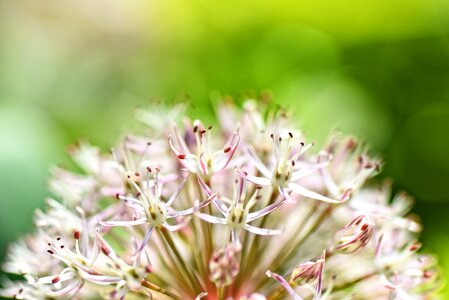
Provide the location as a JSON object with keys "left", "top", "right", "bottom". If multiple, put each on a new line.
{"left": 246, "top": 146, "right": 271, "bottom": 178}
{"left": 164, "top": 174, "right": 190, "bottom": 208}
{"left": 163, "top": 220, "right": 189, "bottom": 232}
{"left": 167, "top": 194, "right": 214, "bottom": 218}
{"left": 212, "top": 133, "right": 240, "bottom": 172}
{"left": 247, "top": 199, "right": 285, "bottom": 222}
{"left": 197, "top": 177, "right": 228, "bottom": 215}
{"left": 318, "top": 167, "right": 341, "bottom": 197}
{"left": 244, "top": 224, "right": 283, "bottom": 236}
{"left": 196, "top": 213, "right": 227, "bottom": 225}
{"left": 278, "top": 186, "right": 294, "bottom": 202}
{"left": 80, "top": 272, "right": 121, "bottom": 285}
{"left": 168, "top": 136, "right": 197, "bottom": 173}
{"left": 100, "top": 218, "right": 146, "bottom": 227}
{"left": 195, "top": 292, "right": 208, "bottom": 300}
{"left": 289, "top": 183, "right": 342, "bottom": 204}
{"left": 46, "top": 279, "right": 84, "bottom": 297}
{"left": 291, "top": 161, "right": 330, "bottom": 182}
{"left": 231, "top": 229, "right": 242, "bottom": 251}
{"left": 266, "top": 271, "right": 303, "bottom": 300}
{"left": 136, "top": 227, "right": 154, "bottom": 253}
{"left": 237, "top": 170, "right": 271, "bottom": 186}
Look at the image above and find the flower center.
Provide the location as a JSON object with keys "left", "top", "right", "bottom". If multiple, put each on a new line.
{"left": 146, "top": 203, "right": 167, "bottom": 226}
{"left": 226, "top": 206, "right": 247, "bottom": 229}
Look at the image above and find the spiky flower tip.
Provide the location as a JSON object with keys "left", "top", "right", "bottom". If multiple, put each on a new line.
{"left": 1, "top": 100, "right": 441, "bottom": 300}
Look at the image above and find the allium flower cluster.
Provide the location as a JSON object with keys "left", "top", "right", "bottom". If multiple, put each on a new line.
{"left": 1, "top": 100, "right": 440, "bottom": 299}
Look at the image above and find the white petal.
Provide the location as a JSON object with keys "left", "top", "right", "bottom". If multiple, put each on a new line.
{"left": 246, "top": 146, "right": 271, "bottom": 178}
{"left": 163, "top": 221, "right": 189, "bottom": 232}
{"left": 247, "top": 199, "right": 285, "bottom": 222}
{"left": 244, "top": 224, "right": 283, "bottom": 236}
{"left": 164, "top": 174, "right": 190, "bottom": 208}
{"left": 99, "top": 218, "right": 146, "bottom": 227}
{"left": 237, "top": 170, "right": 271, "bottom": 186}
{"left": 196, "top": 213, "right": 227, "bottom": 225}
{"left": 289, "top": 183, "right": 342, "bottom": 203}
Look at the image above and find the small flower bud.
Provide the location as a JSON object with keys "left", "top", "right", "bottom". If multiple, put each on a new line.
{"left": 334, "top": 215, "right": 375, "bottom": 254}
{"left": 209, "top": 245, "right": 240, "bottom": 287}
{"left": 290, "top": 250, "right": 325, "bottom": 284}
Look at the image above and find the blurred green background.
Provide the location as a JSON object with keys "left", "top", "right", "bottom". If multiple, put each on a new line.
{"left": 1, "top": 0, "right": 449, "bottom": 296}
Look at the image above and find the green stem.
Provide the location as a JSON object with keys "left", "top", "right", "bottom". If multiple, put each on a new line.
{"left": 158, "top": 227, "right": 202, "bottom": 293}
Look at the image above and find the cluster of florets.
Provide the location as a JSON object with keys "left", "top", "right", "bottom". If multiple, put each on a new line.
{"left": 1, "top": 100, "right": 440, "bottom": 299}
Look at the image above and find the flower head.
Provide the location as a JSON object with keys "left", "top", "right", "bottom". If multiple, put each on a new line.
{"left": 1, "top": 100, "right": 440, "bottom": 300}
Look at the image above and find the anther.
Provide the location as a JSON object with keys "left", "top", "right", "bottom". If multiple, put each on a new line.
{"left": 74, "top": 230, "right": 80, "bottom": 240}
{"left": 51, "top": 276, "right": 60, "bottom": 284}
{"left": 224, "top": 146, "right": 231, "bottom": 153}
{"left": 177, "top": 153, "right": 186, "bottom": 159}
{"left": 146, "top": 166, "right": 152, "bottom": 173}
{"left": 47, "top": 250, "right": 54, "bottom": 255}
{"left": 288, "top": 132, "right": 293, "bottom": 138}
{"left": 101, "top": 245, "right": 111, "bottom": 256}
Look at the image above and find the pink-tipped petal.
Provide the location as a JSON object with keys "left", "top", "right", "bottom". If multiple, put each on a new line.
{"left": 266, "top": 271, "right": 303, "bottom": 300}
{"left": 237, "top": 170, "right": 271, "bottom": 186}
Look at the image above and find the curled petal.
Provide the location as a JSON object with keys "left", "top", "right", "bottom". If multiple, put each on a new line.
{"left": 212, "top": 133, "right": 240, "bottom": 172}
{"left": 45, "top": 279, "right": 84, "bottom": 297}
{"left": 266, "top": 271, "right": 303, "bottom": 300}
{"left": 168, "top": 136, "right": 198, "bottom": 173}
